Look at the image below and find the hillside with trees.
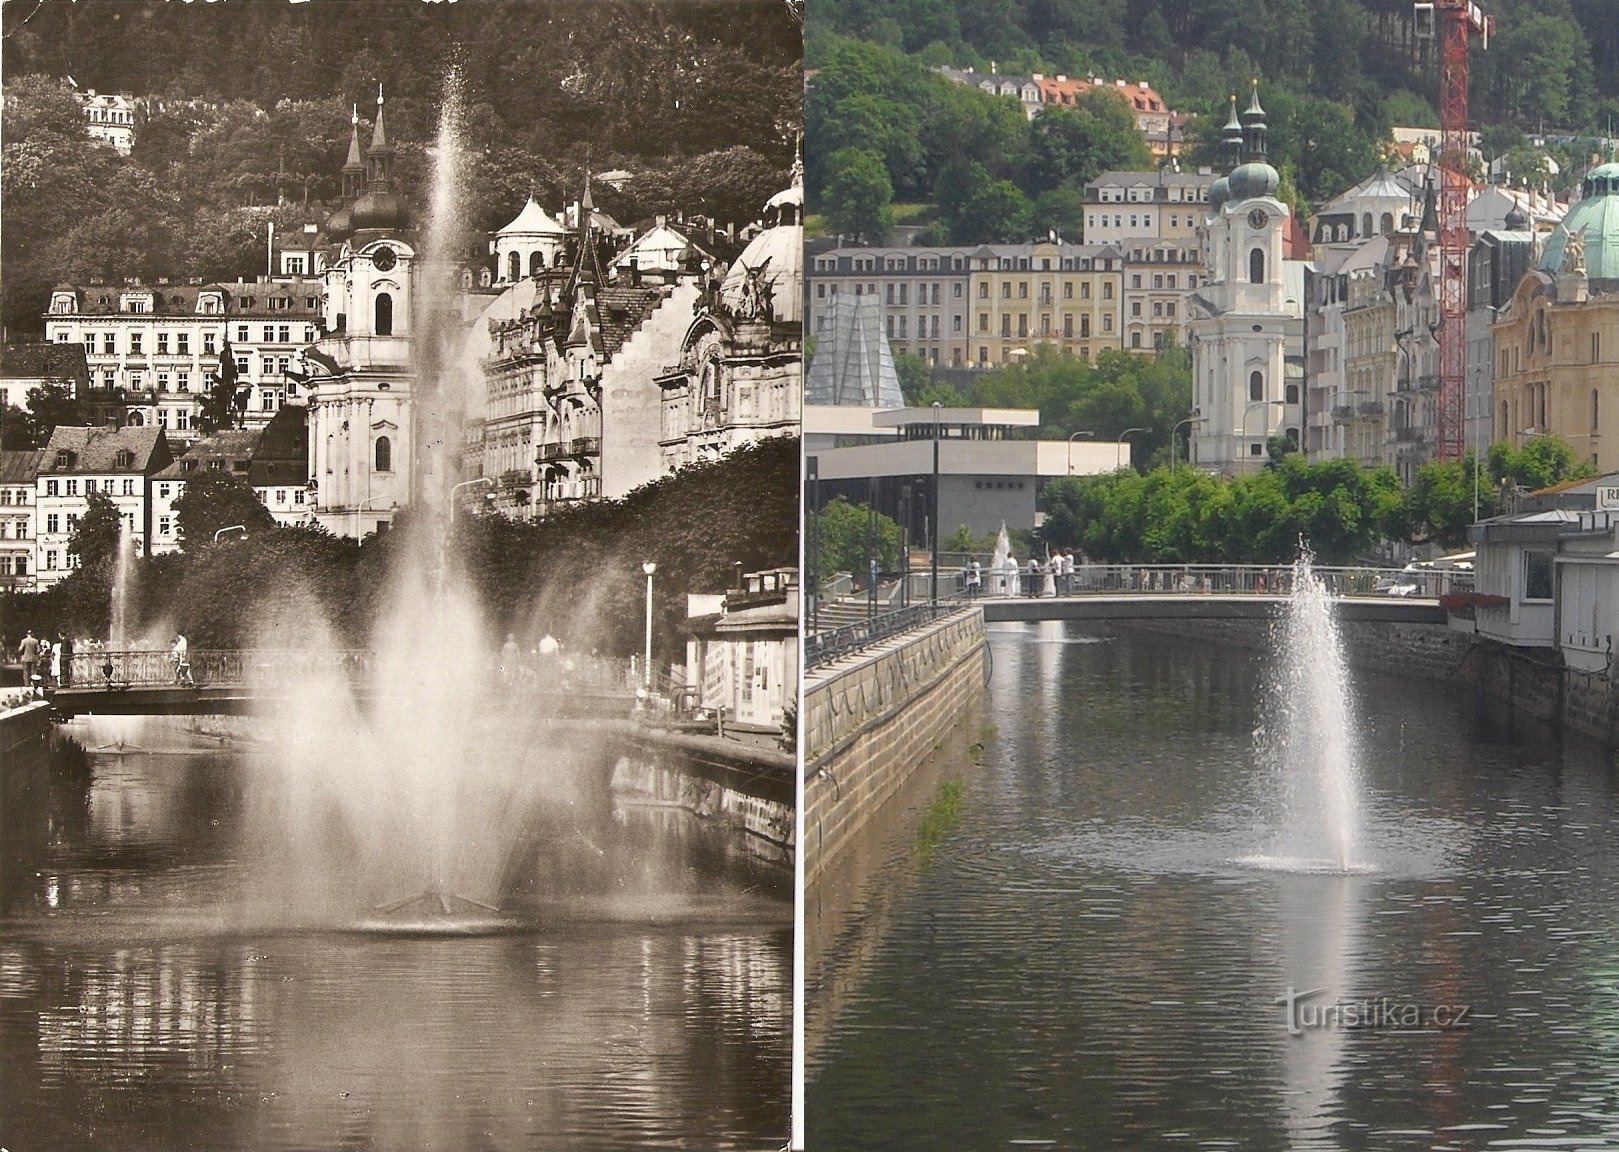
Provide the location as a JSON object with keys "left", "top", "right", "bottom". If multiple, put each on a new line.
{"left": 1, "top": 0, "right": 801, "bottom": 334}
{"left": 806, "top": 0, "right": 1618, "bottom": 242}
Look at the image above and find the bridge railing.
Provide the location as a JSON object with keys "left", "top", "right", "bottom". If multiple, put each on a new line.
{"left": 806, "top": 603, "right": 955, "bottom": 670}
{"left": 949, "top": 563, "right": 1472, "bottom": 600}
{"left": 63, "top": 648, "right": 637, "bottom": 693}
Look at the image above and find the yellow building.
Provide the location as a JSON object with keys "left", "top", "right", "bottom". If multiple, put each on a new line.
{"left": 966, "top": 241, "right": 1125, "bottom": 367}
{"left": 1493, "top": 163, "right": 1619, "bottom": 473}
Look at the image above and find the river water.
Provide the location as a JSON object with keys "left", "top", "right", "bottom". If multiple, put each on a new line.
{"left": 808, "top": 620, "right": 1619, "bottom": 1150}
{"left": 1, "top": 718, "right": 789, "bottom": 1151}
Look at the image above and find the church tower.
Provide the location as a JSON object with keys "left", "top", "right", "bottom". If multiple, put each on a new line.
{"left": 308, "top": 85, "right": 417, "bottom": 538}
{"left": 1189, "top": 82, "right": 1300, "bottom": 474}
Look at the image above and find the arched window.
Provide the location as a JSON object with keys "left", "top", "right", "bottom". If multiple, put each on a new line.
{"left": 127, "top": 410, "right": 144, "bottom": 427}
{"left": 508, "top": 252, "right": 521, "bottom": 282}
{"left": 1249, "top": 371, "right": 1264, "bottom": 402}
{"left": 1285, "top": 383, "right": 1299, "bottom": 404}
{"left": 1249, "top": 247, "right": 1266, "bottom": 285}
{"left": 375, "top": 435, "right": 392, "bottom": 473}
{"left": 375, "top": 292, "right": 393, "bottom": 336}
{"left": 1361, "top": 213, "right": 1373, "bottom": 238}
{"left": 529, "top": 250, "right": 545, "bottom": 276}
{"left": 1380, "top": 212, "right": 1394, "bottom": 234}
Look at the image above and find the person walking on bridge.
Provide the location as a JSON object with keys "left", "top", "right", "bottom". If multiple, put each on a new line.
{"left": 171, "top": 633, "right": 193, "bottom": 687}
{"left": 18, "top": 630, "right": 40, "bottom": 693}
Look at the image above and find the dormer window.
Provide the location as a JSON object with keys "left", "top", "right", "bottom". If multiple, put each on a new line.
{"left": 51, "top": 294, "right": 75, "bottom": 314}
{"left": 55, "top": 450, "right": 71, "bottom": 469}
{"left": 114, "top": 449, "right": 133, "bottom": 469}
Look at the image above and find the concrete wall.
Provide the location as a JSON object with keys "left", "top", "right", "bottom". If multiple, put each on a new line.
{"left": 804, "top": 607, "right": 987, "bottom": 891}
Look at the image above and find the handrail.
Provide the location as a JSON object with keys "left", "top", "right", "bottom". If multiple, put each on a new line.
{"left": 805, "top": 603, "right": 956, "bottom": 670}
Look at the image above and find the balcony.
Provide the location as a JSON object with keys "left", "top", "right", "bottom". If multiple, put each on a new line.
{"left": 1332, "top": 404, "right": 1355, "bottom": 422}
{"left": 498, "top": 468, "right": 532, "bottom": 490}
{"left": 1394, "top": 426, "right": 1427, "bottom": 443}
{"left": 536, "top": 441, "right": 567, "bottom": 463}
{"left": 1415, "top": 374, "right": 1440, "bottom": 392}
{"left": 1358, "top": 401, "right": 1384, "bottom": 416}
{"left": 567, "top": 436, "right": 602, "bottom": 458}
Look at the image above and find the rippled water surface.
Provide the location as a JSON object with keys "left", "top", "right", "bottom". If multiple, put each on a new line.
{"left": 1, "top": 720, "right": 789, "bottom": 1151}
{"left": 807, "top": 621, "right": 1619, "bottom": 1150}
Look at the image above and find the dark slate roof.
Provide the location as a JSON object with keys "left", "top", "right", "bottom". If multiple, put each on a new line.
{"left": 0, "top": 450, "right": 44, "bottom": 485}
{"left": 595, "top": 285, "right": 665, "bottom": 361}
{"left": 54, "top": 279, "right": 322, "bottom": 320}
{"left": 41, "top": 425, "right": 171, "bottom": 475}
{"left": 154, "top": 429, "right": 262, "bottom": 480}
{"left": 249, "top": 404, "right": 308, "bottom": 487}
{"left": 0, "top": 343, "right": 90, "bottom": 387}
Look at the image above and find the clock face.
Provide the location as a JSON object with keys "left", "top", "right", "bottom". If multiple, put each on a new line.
{"left": 372, "top": 246, "right": 397, "bottom": 272}
{"left": 1248, "top": 208, "right": 1268, "bottom": 231}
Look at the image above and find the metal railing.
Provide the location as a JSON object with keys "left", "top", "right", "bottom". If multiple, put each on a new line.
{"left": 939, "top": 562, "right": 1473, "bottom": 600}
{"left": 59, "top": 648, "right": 638, "bottom": 692}
{"left": 806, "top": 603, "right": 955, "bottom": 669}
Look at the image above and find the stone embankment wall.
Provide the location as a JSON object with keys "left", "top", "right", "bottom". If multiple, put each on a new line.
{"left": 803, "top": 607, "right": 987, "bottom": 891}
{"left": 0, "top": 701, "right": 55, "bottom": 764}
{"left": 1124, "top": 615, "right": 1619, "bottom": 747}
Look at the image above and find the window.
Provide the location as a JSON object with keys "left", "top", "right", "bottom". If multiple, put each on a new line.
{"left": 1250, "top": 371, "right": 1264, "bottom": 402}
{"left": 160, "top": 484, "right": 171, "bottom": 499}
{"left": 1250, "top": 248, "right": 1266, "bottom": 284}
{"left": 157, "top": 332, "right": 170, "bottom": 354}
{"left": 1524, "top": 550, "right": 1554, "bottom": 601}
{"left": 130, "top": 333, "right": 143, "bottom": 354}
{"left": 46, "top": 480, "right": 58, "bottom": 497}
{"left": 123, "top": 478, "right": 134, "bottom": 495}
{"left": 176, "top": 410, "right": 190, "bottom": 431}
{"left": 375, "top": 293, "right": 393, "bottom": 336}
{"left": 237, "top": 325, "right": 249, "bottom": 343}
{"left": 46, "top": 514, "right": 59, "bottom": 535}
{"left": 1250, "top": 443, "right": 1264, "bottom": 456}
{"left": 178, "top": 332, "right": 190, "bottom": 354}
{"left": 375, "top": 436, "right": 392, "bottom": 473}
{"left": 66, "top": 480, "right": 78, "bottom": 496}
{"left": 1594, "top": 388, "right": 1601, "bottom": 432}
{"left": 157, "top": 371, "right": 170, "bottom": 392}
{"left": 204, "top": 333, "right": 217, "bottom": 355}
{"left": 160, "top": 517, "right": 171, "bottom": 536}
{"left": 178, "top": 370, "right": 190, "bottom": 392}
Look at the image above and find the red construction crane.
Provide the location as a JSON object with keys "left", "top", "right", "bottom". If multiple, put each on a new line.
{"left": 1417, "top": 0, "right": 1494, "bottom": 460}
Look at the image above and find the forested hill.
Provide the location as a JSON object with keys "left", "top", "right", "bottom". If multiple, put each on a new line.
{"left": 808, "top": 0, "right": 1614, "bottom": 134}
{"left": 0, "top": 0, "right": 800, "bottom": 335}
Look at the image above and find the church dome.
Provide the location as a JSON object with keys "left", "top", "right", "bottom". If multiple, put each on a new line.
{"left": 1229, "top": 160, "right": 1279, "bottom": 202}
{"left": 325, "top": 204, "right": 354, "bottom": 242}
{"left": 721, "top": 182, "right": 802, "bottom": 324}
{"left": 1208, "top": 175, "right": 1231, "bottom": 214}
{"left": 1538, "top": 166, "right": 1619, "bottom": 280}
{"left": 351, "top": 188, "right": 407, "bottom": 234}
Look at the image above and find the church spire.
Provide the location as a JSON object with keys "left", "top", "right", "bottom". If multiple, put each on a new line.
{"left": 1221, "top": 93, "right": 1242, "bottom": 170}
{"left": 1240, "top": 78, "right": 1268, "bottom": 163}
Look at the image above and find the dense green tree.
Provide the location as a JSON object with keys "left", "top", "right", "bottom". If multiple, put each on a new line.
{"left": 1488, "top": 435, "right": 1597, "bottom": 493}
{"left": 894, "top": 352, "right": 934, "bottom": 405}
{"left": 814, "top": 497, "right": 902, "bottom": 583}
{"left": 172, "top": 473, "right": 277, "bottom": 551}
{"left": 69, "top": 489, "right": 125, "bottom": 575}
{"left": 823, "top": 147, "right": 896, "bottom": 242}
{"left": 1, "top": 383, "right": 83, "bottom": 450}
{"left": 1023, "top": 92, "right": 1149, "bottom": 196}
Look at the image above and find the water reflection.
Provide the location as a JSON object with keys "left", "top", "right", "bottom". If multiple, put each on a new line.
{"left": 1, "top": 721, "right": 789, "bottom": 1150}
{"left": 808, "top": 623, "right": 1619, "bottom": 1149}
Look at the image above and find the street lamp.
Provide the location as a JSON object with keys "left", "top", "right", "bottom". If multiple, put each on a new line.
{"left": 1170, "top": 412, "right": 1204, "bottom": 473}
{"left": 931, "top": 401, "right": 942, "bottom": 606}
{"left": 1243, "top": 400, "right": 1285, "bottom": 472}
{"left": 1116, "top": 427, "right": 1149, "bottom": 471}
{"left": 1066, "top": 430, "right": 1097, "bottom": 476}
{"left": 641, "top": 561, "right": 656, "bottom": 693}
{"left": 449, "top": 476, "right": 494, "bottom": 525}
{"left": 214, "top": 524, "right": 247, "bottom": 543}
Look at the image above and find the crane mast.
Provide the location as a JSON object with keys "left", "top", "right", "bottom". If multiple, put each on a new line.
{"left": 1420, "top": 0, "right": 1493, "bottom": 460}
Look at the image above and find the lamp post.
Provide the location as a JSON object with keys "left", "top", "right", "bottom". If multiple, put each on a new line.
{"left": 213, "top": 524, "right": 247, "bottom": 544}
{"left": 355, "top": 495, "right": 396, "bottom": 544}
{"left": 931, "top": 401, "right": 942, "bottom": 606}
{"left": 641, "top": 561, "right": 656, "bottom": 693}
{"left": 449, "top": 476, "right": 494, "bottom": 526}
{"left": 1170, "top": 413, "right": 1203, "bottom": 473}
{"left": 1243, "top": 400, "right": 1284, "bottom": 473}
{"left": 1065, "top": 430, "right": 1097, "bottom": 475}
{"left": 1116, "top": 427, "right": 1148, "bottom": 471}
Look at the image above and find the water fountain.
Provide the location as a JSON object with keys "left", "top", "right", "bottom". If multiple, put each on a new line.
{"left": 990, "top": 523, "right": 1011, "bottom": 596}
{"left": 1242, "top": 552, "right": 1369, "bottom": 874}
{"left": 239, "top": 68, "right": 616, "bottom": 933}
{"left": 109, "top": 519, "right": 138, "bottom": 648}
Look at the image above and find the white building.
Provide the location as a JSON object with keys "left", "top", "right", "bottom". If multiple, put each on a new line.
{"left": 1188, "top": 86, "right": 1302, "bottom": 474}
{"left": 684, "top": 567, "right": 799, "bottom": 733}
{"left": 0, "top": 450, "right": 42, "bottom": 591}
{"left": 33, "top": 426, "right": 172, "bottom": 588}
{"left": 75, "top": 88, "right": 135, "bottom": 155}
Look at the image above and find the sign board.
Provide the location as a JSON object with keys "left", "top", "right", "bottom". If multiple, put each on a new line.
{"left": 1596, "top": 485, "right": 1619, "bottom": 511}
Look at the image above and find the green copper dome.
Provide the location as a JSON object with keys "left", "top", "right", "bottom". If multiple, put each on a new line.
{"left": 1539, "top": 164, "right": 1619, "bottom": 280}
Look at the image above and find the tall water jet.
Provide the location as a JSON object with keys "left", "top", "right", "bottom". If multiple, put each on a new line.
{"left": 109, "top": 519, "right": 138, "bottom": 647}
{"left": 991, "top": 523, "right": 1011, "bottom": 595}
{"left": 1251, "top": 553, "right": 1366, "bottom": 873}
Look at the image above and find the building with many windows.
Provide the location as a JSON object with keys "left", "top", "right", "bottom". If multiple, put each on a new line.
{"left": 1084, "top": 170, "right": 1217, "bottom": 247}
{"left": 806, "top": 246, "right": 975, "bottom": 366}
{"left": 0, "top": 343, "right": 89, "bottom": 412}
{"left": 32, "top": 426, "right": 172, "bottom": 588}
{"left": 73, "top": 88, "right": 135, "bottom": 155}
{"left": 0, "top": 450, "right": 42, "bottom": 590}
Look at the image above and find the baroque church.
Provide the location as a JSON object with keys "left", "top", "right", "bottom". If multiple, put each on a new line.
{"left": 305, "top": 90, "right": 415, "bottom": 538}
{"left": 1188, "top": 84, "right": 1303, "bottom": 474}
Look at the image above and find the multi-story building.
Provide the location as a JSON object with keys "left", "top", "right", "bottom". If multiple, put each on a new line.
{"left": 966, "top": 241, "right": 1126, "bottom": 366}
{"left": 1119, "top": 237, "right": 1202, "bottom": 350}
{"left": 43, "top": 277, "right": 323, "bottom": 442}
{"left": 33, "top": 426, "right": 172, "bottom": 588}
{"left": 74, "top": 88, "right": 135, "bottom": 155}
{"left": 0, "top": 342, "right": 89, "bottom": 411}
{"left": 941, "top": 68, "right": 1180, "bottom": 155}
{"left": 1084, "top": 170, "right": 1217, "bottom": 247}
{"left": 149, "top": 407, "right": 311, "bottom": 551}
{"left": 1493, "top": 163, "right": 1619, "bottom": 473}
{"left": 1465, "top": 216, "right": 1536, "bottom": 458}
{"left": 0, "top": 450, "right": 42, "bottom": 590}
{"left": 806, "top": 246, "right": 975, "bottom": 367}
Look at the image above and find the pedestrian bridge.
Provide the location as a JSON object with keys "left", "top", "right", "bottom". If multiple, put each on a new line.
{"left": 807, "top": 563, "right": 1461, "bottom": 668}
{"left": 41, "top": 648, "right": 641, "bottom": 719}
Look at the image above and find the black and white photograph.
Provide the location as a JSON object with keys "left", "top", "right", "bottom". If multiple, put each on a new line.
{"left": 0, "top": 1, "right": 802, "bottom": 1148}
